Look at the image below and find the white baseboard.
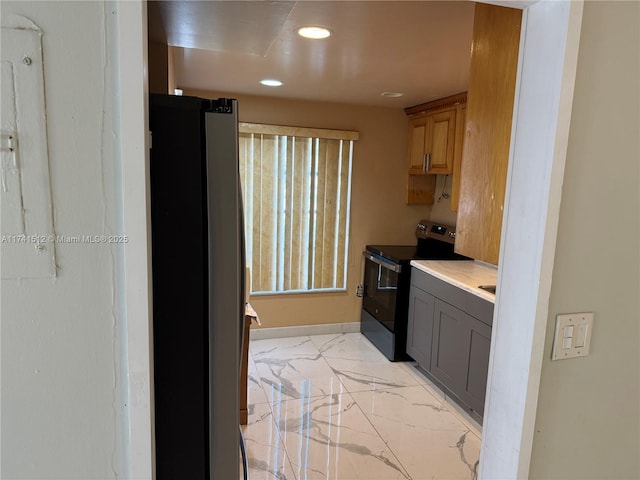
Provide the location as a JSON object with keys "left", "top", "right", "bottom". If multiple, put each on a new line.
{"left": 249, "top": 322, "right": 360, "bottom": 340}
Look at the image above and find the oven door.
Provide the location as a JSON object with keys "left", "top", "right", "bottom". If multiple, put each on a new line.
{"left": 362, "top": 251, "right": 401, "bottom": 331}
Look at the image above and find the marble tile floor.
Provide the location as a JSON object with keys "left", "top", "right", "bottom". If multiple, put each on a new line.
{"left": 241, "top": 332, "right": 481, "bottom": 480}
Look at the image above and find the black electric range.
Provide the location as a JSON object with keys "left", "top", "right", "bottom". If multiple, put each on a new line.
{"left": 361, "top": 220, "right": 470, "bottom": 361}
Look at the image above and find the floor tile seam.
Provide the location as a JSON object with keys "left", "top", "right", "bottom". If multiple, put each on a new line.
{"left": 257, "top": 389, "right": 350, "bottom": 403}
{"left": 347, "top": 385, "right": 480, "bottom": 479}
{"left": 413, "top": 382, "right": 448, "bottom": 408}
{"left": 399, "top": 365, "right": 443, "bottom": 389}
{"left": 247, "top": 389, "right": 302, "bottom": 480}
{"left": 262, "top": 401, "right": 301, "bottom": 480}
{"left": 250, "top": 335, "right": 320, "bottom": 357}
{"left": 320, "top": 361, "right": 427, "bottom": 394}
{"left": 349, "top": 387, "right": 415, "bottom": 480}
{"left": 349, "top": 384, "right": 452, "bottom": 420}
{"left": 325, "top": 378, "right": 425, "bottom": 397}
{"left": 251, "top": 350, "right": 355, "bottom": 479}
{"left": 247, "top": 337, "right": 475, "bottom": 479}
{"left": 251, "top": 359, "right": 337, "bottom": 401}
{"left": 314, "top": 349, "right": 355, "bottom": 397}
{"left": 250, "top": 356, "right": 352, "bottom": 412}
{"left": 253, "top": 370, "right": 349, "bottom": 401}
{"left": 290, "top": 389, "right": 418, "bottom": 480}
{"left": 414, "top": 383, "right": 482, "bottom": 440}
{"left": 249, "top": 337, "right": 380, "bottom": 479}
{"left": 272, "top": 390, "right": 361, "bottom": 480}
{"left": 247, "top": 359, "right": 273, "bottom": 409}
{"left": 252, "top": 352, "right": 328, "bottom": 361}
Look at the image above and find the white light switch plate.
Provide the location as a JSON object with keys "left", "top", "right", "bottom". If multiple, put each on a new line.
{"left": 551, "top": 312, "right": 594, "bottom": 360}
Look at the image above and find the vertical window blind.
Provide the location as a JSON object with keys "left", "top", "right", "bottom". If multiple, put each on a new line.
{"left": 238, "top": 123, "right": 359, "bottom": 294}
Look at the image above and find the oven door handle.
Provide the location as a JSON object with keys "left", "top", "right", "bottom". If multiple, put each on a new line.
{"left": 362, "top": 251, "right": 402, "bottom": 273}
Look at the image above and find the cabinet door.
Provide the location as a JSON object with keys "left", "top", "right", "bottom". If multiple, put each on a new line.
{"left": 407, "top": 109, "right": 455, "bottom": 175}
{"left": 430, "top": 299, "right": 470, "bottom": 397}
{"left": 425, "top": 109, "right": 456, "bottom": 174}
{"left": 431, "top": 299, "right": 492, "bottom": 417}
{"left": 406, "top": 284, "right": 435, "bottom": 368}
{"left": 408, "top": 115, "right": 429, "bottom": 174}
{"left": 462, "top": 318, "right": 492, "bottom": 416}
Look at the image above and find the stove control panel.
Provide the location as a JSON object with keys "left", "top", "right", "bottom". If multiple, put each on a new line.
{"left": 415, "top": 220, "right": 457, "bottom": 245}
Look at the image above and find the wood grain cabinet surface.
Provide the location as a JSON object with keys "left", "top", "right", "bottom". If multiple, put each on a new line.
{"left": 407, "top": 108, "right": 456, "bottom": 175}
{"left": 454, "top": 3, "right": 522, "bottom": 264}
{"left": 404, "top": 92, "right": 467, "bottom": 205}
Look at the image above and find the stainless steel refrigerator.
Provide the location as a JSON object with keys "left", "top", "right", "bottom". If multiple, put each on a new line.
{"left": 149, "top": 94, "right": 247, "bottom": 479}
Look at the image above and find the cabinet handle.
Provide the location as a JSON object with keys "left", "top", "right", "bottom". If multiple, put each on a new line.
{"left": 424, "top": 153, "right": 431, "bottom": 171}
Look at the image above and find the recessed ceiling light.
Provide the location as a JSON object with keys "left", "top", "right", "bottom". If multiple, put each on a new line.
{"left": 297, "top": 26, "right": 332, "bottom": 39}
{"left": 260, "top": 79, "right": 283, "bottom": 87}
{"left": 381, "top": 92, "right": 405, "bottom": 98}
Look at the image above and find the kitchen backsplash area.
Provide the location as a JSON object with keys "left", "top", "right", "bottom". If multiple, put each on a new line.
{"left": 428, "top": 174, "right": 458, "bottom": 227}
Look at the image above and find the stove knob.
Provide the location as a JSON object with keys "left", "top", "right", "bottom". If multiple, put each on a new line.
{"left": 417, "top": 223, "right": 427, "bottom": 231}
{"left": 449, "top": 231, "right": 456, "bottom": 238}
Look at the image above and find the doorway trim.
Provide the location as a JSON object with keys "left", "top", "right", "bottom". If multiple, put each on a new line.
{"left": 117, "top": 1, "right": 154, "bottom": 478}
{"left": 479, "top": 1, "right": 583, "bottom": 478}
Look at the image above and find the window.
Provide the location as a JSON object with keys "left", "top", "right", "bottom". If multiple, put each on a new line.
{"left": 238, "top": 123, "right": 358, "bottom": 294}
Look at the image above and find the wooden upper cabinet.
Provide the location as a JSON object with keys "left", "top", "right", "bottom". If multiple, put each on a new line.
{"left": 405, "top": 92, "right": 467, "bottom": 204}
{"left": 408, "top": 108, "right": 456, "bottom": 175}
{"left": 454, "top": 3, "right": 522, "bottom": 265}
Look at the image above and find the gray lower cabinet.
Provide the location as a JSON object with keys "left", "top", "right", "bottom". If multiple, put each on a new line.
{"left": 406, "top": 286, "right": 435, "bottom": 368}
{"left": 431, "top": 299, "right": 492, "bottom": 416}
{"left": 407, "top": 267, "right": 493, "bottom": 422}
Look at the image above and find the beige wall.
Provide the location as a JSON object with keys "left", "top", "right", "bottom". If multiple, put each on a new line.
{"left": 185, "top": 88, "right": 441, "bottom": 328}
{"left": 429, "top": 174, "right": 458, "bottom": 227}
{"left": 529, "top": 2, "right": 640, "bottom": 478}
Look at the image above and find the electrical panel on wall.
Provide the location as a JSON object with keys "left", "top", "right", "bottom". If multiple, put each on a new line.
{"left": 1, "top": 15, "right": 56, "bottom": 279}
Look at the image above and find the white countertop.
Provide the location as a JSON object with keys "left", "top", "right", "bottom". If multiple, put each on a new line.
{"left": 410, "top": 260, "right": 498, "bottom": 303}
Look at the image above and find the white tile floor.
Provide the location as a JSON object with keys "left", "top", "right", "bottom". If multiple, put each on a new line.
{"left": 242, "top": 333, "right": 481, "bottom": 480}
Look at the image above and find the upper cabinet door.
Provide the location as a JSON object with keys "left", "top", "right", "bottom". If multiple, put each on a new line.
{"left": 408, "top": 114, "right": 429, "bottom": 174}
{"left": 426, "top": 109, "right": 456, "bottom": 174}
{"left": 454, "top": 3, "right": 522, "bottom": 265}
{"left": 407, "top": 108, "right": 456, "bottom": 175}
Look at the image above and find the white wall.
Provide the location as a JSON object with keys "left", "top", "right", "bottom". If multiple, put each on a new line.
{"left": 529, "top": 1, "right": 640, "bottom": 478}
{"left": 1, "top": 2, "right": 127, "bottom": 478}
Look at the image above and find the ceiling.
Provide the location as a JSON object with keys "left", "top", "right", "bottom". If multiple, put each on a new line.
{"left": 150, "top": 1, "right": 476, "bottom": 108}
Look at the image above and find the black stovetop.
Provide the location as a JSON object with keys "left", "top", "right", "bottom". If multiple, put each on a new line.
{"left": 366, "top": 238, "right": 470, "bottom": 265}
